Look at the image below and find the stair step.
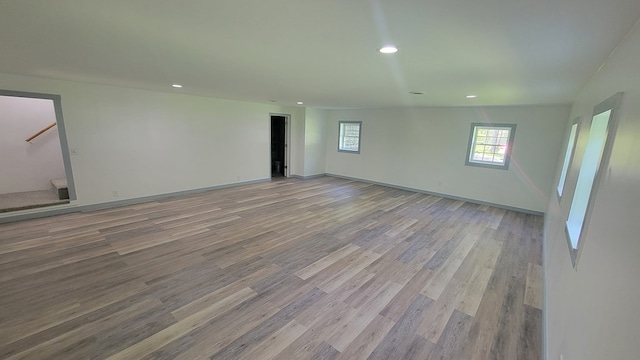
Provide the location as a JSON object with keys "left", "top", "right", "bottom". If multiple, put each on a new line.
{"left": 0, "top": 190, "right": 69, "bottom": 213}
{"left": 51, "top": 178, "right": 69, "bottom": 200}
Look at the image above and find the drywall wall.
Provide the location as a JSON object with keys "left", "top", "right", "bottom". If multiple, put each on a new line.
{"left": 290, "top": 110, "right": 306, "bottom": 178}
{"left": 303, "top": 108, "right": 327, "bottom": 176}
{"left": 545, "top": 21, "right": 640, "bottom": 360}
{"left": 0, "top": 72, "right": 304, "bottom": 207}
{"left": 324, "top": 105, "right": 569, "bottom": 212}
{"left": 0, "top": 95, "right": 66, "bottom": 193}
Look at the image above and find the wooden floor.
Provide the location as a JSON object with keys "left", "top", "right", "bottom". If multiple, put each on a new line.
{"left": 0, "top": 177, "right": 543, "bottom": 360}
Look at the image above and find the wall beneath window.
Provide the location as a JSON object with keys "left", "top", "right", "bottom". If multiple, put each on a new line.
{"left": 545, "top": 21, "right": 640, "bottom": 360}
{"left": 0, "top": 72, "right": 304, "bottom": 210}
{"left": 324, "top": 105, "right": 569, "bottom": 213}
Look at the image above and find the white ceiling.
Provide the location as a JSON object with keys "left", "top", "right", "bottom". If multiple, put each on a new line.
{"left": 1, "top": 0, "right": 639, "bottom": 108}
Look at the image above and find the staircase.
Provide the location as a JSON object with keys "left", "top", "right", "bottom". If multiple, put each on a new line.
{"left": 51, "top": 178, "right": 69, "bottom": 200}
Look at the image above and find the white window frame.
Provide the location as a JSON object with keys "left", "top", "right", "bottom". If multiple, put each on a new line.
{"left": 465, "top": 123, "right": 516, "bottom": 170}
{"left": 338, "top": 121, "right": 362, "bottom": 154}
{"left": 564, "top": 92, "right": 622, "bottom": 267}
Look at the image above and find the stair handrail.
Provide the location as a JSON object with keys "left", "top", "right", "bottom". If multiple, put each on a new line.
{"left": 26, "top": 122, "right": 57, "bottom": 143}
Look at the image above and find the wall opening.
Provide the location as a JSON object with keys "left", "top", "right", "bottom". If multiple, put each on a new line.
{"left": 0, "top": 90, "right": 76, "bottom": 212}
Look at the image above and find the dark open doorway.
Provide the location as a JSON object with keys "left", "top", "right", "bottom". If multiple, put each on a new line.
{"left": 271, "top": 115, "right": 286, "bottom": 177}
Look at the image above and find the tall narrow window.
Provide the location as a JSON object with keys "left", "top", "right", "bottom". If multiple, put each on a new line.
{"left": 338, "top": 121, "right": 362, "bottom": 153}
{"left": 566, "top": 111, "right": 611, "bottom": 247}
{"left": 465, "top": 123, "right": 516, "bottom": 170}
{"left": 565, "top": 92, "right": 622, "bottom": 266}
{"left": 557, "top": 122, "right": 579, "bottom": 198}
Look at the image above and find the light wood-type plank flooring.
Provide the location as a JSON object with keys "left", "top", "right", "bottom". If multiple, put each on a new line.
{"left": 0, "top": 177, "right": 543, "bottom": 359}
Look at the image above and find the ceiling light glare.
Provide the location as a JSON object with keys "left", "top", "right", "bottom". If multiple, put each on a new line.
{"left": 297, "top": 101, "right": 304, "bottom": 105}
{"left": 466, "top": 95, "right": 477, "bottom": 98}
{"left": 379, "top": 46, "right": 398, "bottom": 54}
{"left": 172, "top": 84, "right": 183, "bottom": 88}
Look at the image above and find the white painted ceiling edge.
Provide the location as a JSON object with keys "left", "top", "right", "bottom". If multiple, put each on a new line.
{"left": 1, "top": 0, "right": 639, "bottom": 108}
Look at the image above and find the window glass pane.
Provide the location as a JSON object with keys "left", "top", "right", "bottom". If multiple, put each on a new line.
{"left": 566, "top": 110, "right": 611, "bottom": 248}
{"left": 466, "top": 124, "right": 515, "bottom": 169}
{"left": 557, "top": 123, "right": 578, "bottom": 197}
{"left": 338, "top": 121, "right": 361, "bottom": 152}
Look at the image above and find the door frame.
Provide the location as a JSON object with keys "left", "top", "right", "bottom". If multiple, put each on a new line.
{"left": 269, "top": 113, "right": 290, "bottom": 177}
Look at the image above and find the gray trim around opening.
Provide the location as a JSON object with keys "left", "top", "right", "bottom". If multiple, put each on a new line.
{"left": 0, "top": 89, "right": 77, "bottom": 201}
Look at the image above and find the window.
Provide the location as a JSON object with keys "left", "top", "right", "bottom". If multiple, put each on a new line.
{"left": 338, "top": 121, "right": 362, "bottom": 153}
{"left": 565, "top": 92, "right": 622, "bottom": 267}
{"left": 557, "top": 121, "right": 579, "bottom": 198}
{"left": 465, "top": 123, "right": 516, "bottom": 169}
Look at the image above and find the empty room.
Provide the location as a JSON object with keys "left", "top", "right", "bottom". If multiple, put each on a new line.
{"left": 1, "top": 1, "right": 639, "bottom": 360}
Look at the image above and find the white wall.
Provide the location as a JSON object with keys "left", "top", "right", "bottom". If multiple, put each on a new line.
{"left": 324, "top": 105, "right": 569, "bottom": 212}
{"left": 0, "top": 72, "right": 303, "bottom": 207}
{"left": 289, "top": 109, "right": 306, "bottom": 178}
{"left": 303, "top": 108, "right": 327, "bottom": 176}
{"left": 0, "top": 96, "right": 66, "bottom": 193}
{"left": 545, "top": 22, "right": 640, "bottom": 360}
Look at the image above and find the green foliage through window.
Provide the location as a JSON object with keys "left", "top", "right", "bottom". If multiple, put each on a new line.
{"left": 339, "top": 121, "right": 362, "bottom": 153}
{"left": 466, "top": 124, "right": 516, "bottom": 170}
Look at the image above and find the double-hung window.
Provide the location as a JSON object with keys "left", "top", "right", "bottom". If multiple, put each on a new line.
{"left": 465, "top": 123, "right": 516, "bottom": 170}
{"left": 338, "top": 121, "right": 362, "bottom": 153}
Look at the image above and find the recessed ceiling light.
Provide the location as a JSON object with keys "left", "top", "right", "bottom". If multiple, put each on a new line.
{"left": 172, "top": 84, "right": 183, "bottom": 88}
{"left": 466, "top": 95, "right": 477, "bottom": 98}
{"left": 297, "top": 101, "right": 304, "bottom": 105}
{"left": 379, "top": 46, "right": 398, "bottom": 54}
